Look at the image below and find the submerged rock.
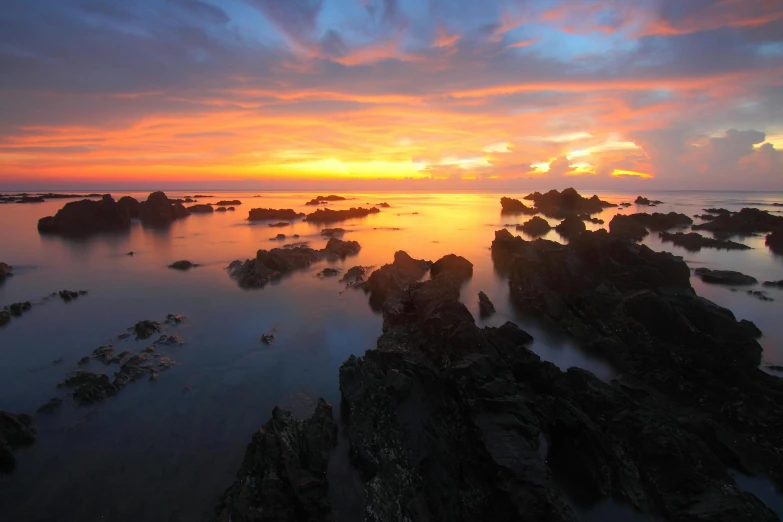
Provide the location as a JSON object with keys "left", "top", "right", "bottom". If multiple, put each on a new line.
{"left": 321, "top": 228, "right": 346, "bottom": 237}
{"left": 524, "top": 188, "right": 615, "bottom": 218}
{"left": 133, "top": 320, "right": 161, "bottom": 340}
{"left": 747, "top": 290, "right": 774, "bottom": 302}
{"left": 214, "top": 399, "right": 338, "bottom": 522}
{"left": 59, "top": 371, "right": 118, "bottom": 404}
{"left": 694, "top": 268, "right": 758, "bottom": 286}
{"left": 659, "top": 232, "right": 751, "bottom": 252}
{"left": 500, "top": 197, "right": 537, "bottom": 214}
{"left": 248, "top": 208, "right": 305, "bottom": 221}
{"left": 318, "top": 268, "right": 341, "bottom": 278}
{"left": 38, "top": 195, "right": 131, "bottom": 236}
{"left": 306, "top": 195, "right": 347, "bottom": 205}
{"left": 187, "top": 204, "right": 214, "bottom": 213}
{"left": 0, "top": 262, "right": 12, "bottom": 281}
{"left": 0, "top": 412, "right": 37, "bottom": 472}
{"left": 762, "top": 280, "right": 783, "bottom": 288}
{"left": 139, "top": 191, "right": 189, "bottom": 225}
{"left": 478, "top": 291, "right": 496, "bottom": 317}
{"left": 267, "top": 221, "right": 289, "bottom": 228}
{"left": 516, "top": 216, "right": 551, "bottom": 236}
{"left": 168, "top": 260, "right": 198, "bottom": 270}
{"left": 635, "top": 196, "right": 662, "bottom": 206}
{"left": 304, "top": 207, "right": 380, "bottom": 223}
{"left": 58, "top": 289, "right": 86, "bottom": 302}
{"left": 554, "top": 215, "right": 586, "bottom": 238}
{"left": 693, "top": 208, "right": 783, "bottom": 237}
{"left": 260, "top": 333, "right": 275, "bottom": 344}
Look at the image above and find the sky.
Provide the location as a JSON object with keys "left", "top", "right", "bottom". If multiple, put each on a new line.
{"left": 1, "top": 0, "right": 782, "bottom": 191}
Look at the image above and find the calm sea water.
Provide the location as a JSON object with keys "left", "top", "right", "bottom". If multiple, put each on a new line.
{"left": 1, "top": 190, "right": 782, "bottom": 521}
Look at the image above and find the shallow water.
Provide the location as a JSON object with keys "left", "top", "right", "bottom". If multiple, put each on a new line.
{"left": 0, "top": 190, "right": 782, "bottom": 521}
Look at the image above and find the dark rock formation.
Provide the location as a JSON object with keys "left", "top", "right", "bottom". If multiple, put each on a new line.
{"left": 59, "top": 371, "right": 118, "bottom": 404}
{"left": 747, "top": 290, "right": 774, "bottom": 302}
{"left": 516, "top": 216, "right": 551, "bottom": 236}
{"left": 0, "top": 262, "right": 11, "bottom": 282}
{"left": 608, "top": 214, "right": 649, "bottom": 241}
{"left": 168, "top": 260, "right": 198, "bottom": 270}
{"left": 187, "top": 204, "right": 214, "bottom": 213}
{"left": 763, "top": 280, "right": 783, "bottom": 288}
{"left": 554, "top": 215, "right": 586, "bottom": 238}
{"left": 524, "top": 188, "right": 615, "bottom": 218}
{"left": 59, "top": 289, "right": 86, "bottom": 301}
{"left": 270, "top": 234, "right": 286, "bottom": 240}
{"left": 17, "top": 196, "right": 45, "bottom": 203}
{"left": 0, "top": 412, "right": 36, "bottom": 472}
{"left": 214, "top": 399, "right": 338, "bottom": 522}
{"left": 260, "top": 333, "right": 274, "bottom": 344}
{"left": 268, "top": 221, "right": 289, "bottom": 227}
{"left": 363, "top": 251, "right": 431, "bottom": 309}
{"left": 630, "top": 212, "right": 693, "bottom": 231}
{"left": 36, "top": 398, "right": 62, "bottom": 414}
{"left": 215, "top": 207, "right": 227, "bottom": 212}
{"left": 341, "top": 266, "right": 367, "bottom": 285}
{"left": 318, "top": 268, "right": 341, "bottom": 278}
{"left": 304, "top": 207, "right": 380, "bottom": 223}
{"left": 767, "top": 229, "right": 783, "bottom": 254}
{"left": 478, "top": 291, "right": 495, "bottom": 317}
{"left": 659, "top": 232, "right": 751, "bottom": 252}
{"left": 634, "top": 196, "right": 662, "bottom": 206}
{"left": 430, "top": 254, "right": 473, "bottom": 282}
{"left": 500, "top": 197, "right": 537, "bottom": 214}
{"left": 694, "top": 268, "right": 758, "bottom": 286}
{"left": 248, "top": 208, "right": 305, "bottom": 221}
{"left": 306, "top": 195, "right": 347, "bottom": 205}
{"left": 133, "top": 320, "right": 161, "bottom": 340}
{"left": 694, "top": 214, "right": 717, "bottom": 220}
{"left": 321, "top": 228, "right": 345, "bottom": 237}
{"left": 228, "top": 239, "right": 361, "bottom": 288}
{"left": 38, "top": 195, "right": 131, "bottom": 236}
{"left": 378, "top": 202, "right": 391, "bottom": 208}
{"left": 139, "top": 192, "right": 189, "bottom": 225}
{"left": 704, "top": 208, "right": 733, "bottom": 215}
{"left": 215, "top": 200, "right": 241, "bottom": 206}
{"left": 117, "top": 196, "right": 140, "bottom": 218}
{"left": 693, "top": 208, "right": 783, "bottom": 237}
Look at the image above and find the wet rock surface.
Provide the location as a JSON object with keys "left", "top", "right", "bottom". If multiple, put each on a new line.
{"left": 695, "top": 268, "right": 758, "bottom": 285}
{"left": 340, "top": 266, "right": 368, "bottom": 286}
{"left": 659, "top": 232, "right": 751, "bottom": 251}
{"left": 0, "top": 412, "right": 37, "bottom": 472}
{"left": 363, "top": 251, "right": 431, "bottom": 309}
{"left": 524, "top": 188, "right": 615, "bottom": 218}
{"left": 215, "top": 200, "right": 241, "bottom": 206}
{"left": 692, "top": 208, "right": 783, "bottom": 237}
{"left": 228, "top": 239, "right": 361, "bottom": 288}
{"left": 500, "top": 197, "right": 537, "bottom": 214}
{"left": 38, "top": 195, "right": 132, "bottom": 236}
{"left": 304, "top": 207, "right": 380, "bottom": 223}
{"left": 139, "top": 191, "right": 189, "bottom": 225}
{"left": 168, "top": 260, "right": 199, "bottom": 270}
{"left": 213, "top": 399, "right": 338, "bottom": 522}
{"left": 430, "top": 254, "right": 473, "bottom": 281}
{"left": 478, "top": 290, "right": 496, "bottom": 317}
{"left": 609, "top": 214, "right": 649, "bottom": 240}
{"left": 516, "top": 216, "right": 551, "bottom": 236}
{"left": 248, "top": 208, "right": 305, "bottom": 221}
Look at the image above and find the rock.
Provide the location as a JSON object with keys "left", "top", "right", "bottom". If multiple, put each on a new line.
{"left": 659, "top": 232, "right": 751, "bottom": 252}
{"left": 340, "top": 266, "right": 367, "bottom": 285}
{"left": 126, "top": 251, "right": 134, "bottom": 256}
{"left": 58, "top": 290, "right": 79, "bottom": 301}
{"left": 214, "top": 399, "right": 338, "bottom": 522}
{"left": 554, "top": 215, "right": 586, "bottom": 238}
{"left": 478, "top": 291, "right": 496, "bottom": 317}
{"left": 138, "top": 191, "right": 189, "bottom": 225}
{"left": 500, "top": 197, "right": 537, "bottom": 214}
{"left": 693, "top": 208, "right": 783, "bottom": 237}
{"left": 260, "top": 333, "right": 275, "bottom": 345}
{"left": 767, "top": 229, "right": 783, "bottom": 254}
{"left": 133, "top": 320, "right": 161, "bottom": 340}
{"left": 364, "top": 251, "right": 431, "bottom": 307}
{"left": 38, "top": 195, "right": 132, "bottom": 236}
{"left": 635, "top": 196, "right": 662, "bottom": 206}
{"left": 516, "top": 216, "right": 551, "bottom": 236}
{"left": 304, "top": 207, "right": 380, "bottom": 223}
{"left": 318, "top": 268, "right": 341, "bottom": 278}
{"left": 694, "top": 213, "right": 717, "bottom": 220}
{"left": 694, "top": 268, "right": 758, "bottom": 286}
{"left": 430, "top": 254, "right": 473, "bottom": 282}
{"left": 227, "top": 207, "right": 235, "bottom": 211}
{"left": 36, "top": 398, "right": 63, "bottom": 414}
{"left": 116, "top": 196, "right": 140, "bottom": 218}
{"left": 0, "top": 262, "right": 12, "bottom": 281}
{"left": 704, "top": 208, "right": 733, "bottom": 215}
{"left": 321, "top": 228, "right": 346, "bottom": 237}
{"left": 215, "top": 200, "right": 241, "bottom": 206}
{"left": 762, "top": 280, "right": 783, "bottom": 288}
{"left": 168, "top": 260, "right": 198, "bottom": 270}
{"left": 0, "top": 412, "right": 37, "bottom": 472}
{"left": 248, "top": 208, "right": 305, "bottom": 221}
{"left": 7, "top": 301, "right": 32, "bottom": 316}
{"left": 165, "top": 313, "right": 186, "bottom": 324}
{"left": 324, "top": 238, "right": 361, "bottom": 257}
{"left": 215, "top": 207, "right": 227, "bottom": 212}
{"left": 609, "top": 214, "right": 649, "bottom": 241}
{"left": 113, "top": 353, "right": 157, "bottom": 387}
{"left": 187, "top": 204, "right": 214, "bottom": 213}
{"left": 524, "top": 188, "right": 615, "bottom": 218}
{"left": 305, "top": 195, "right": 347, "bottom": 205}
{"left": 16, "top": 196, "right": 45, "bottom": 203}
{"left": 747, "top": 290, "right": 774, "bottom": 302}
{"left": 154, "top": 333, "right": 185, "bottom": 346}
{"left": 378, "top": 202, "right": 391, "bottom": 208}
{"left": 630, "top": 212, "right": 693, "bottom": 231}
{"left": 60, "top": 371, "right": 118, "bottom": 404}
{"left": 0, "top": 311, "right": 10, "bottom": 326}
{"left": 268, "top": 221, "right": 289, "bottom": 227}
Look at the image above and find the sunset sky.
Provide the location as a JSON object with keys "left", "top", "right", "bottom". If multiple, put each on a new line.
{"left": 1, "top": 0, "right": 782, "bottom": 190}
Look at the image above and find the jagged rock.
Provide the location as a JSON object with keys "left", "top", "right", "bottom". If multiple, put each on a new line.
{"left": 364, "top": 251, "right": 431, "bottom": 308}
{"left": 6, "top": 301, "right": 32, "bottom": 316}
{"left": 165, "top": 313, "right": 186, "bottom": 324}
{"left": 767, "top": 229, "right": 783, "bottom": 254}
{"left": 635, "top": 196, "right": 662, "bottom": 206}
{"left": 0, "top": 412, "right": 36, "bottom": 472}
{"left": 478, "top": 291, "right": 496, "bottom": 317}
{"left": 216, "top": 200, "right": 241, "bottom": 206}
{"left": 694, "top": 268, "right": 758, "bottom": 286}
{"left": 260, "top": 333, "right": 275, "bottom": 344}
{"left": 630, "top": 212, "right": 692, "bottom": 231}
{"left": 168, "top": 260, "right": 198, "bottom": 270}
{"left": 304, "top": 207, "right": 380, "bottom": 223}
{"left": 0, "top": 262, "right": 11, "bottom": 281}
{"left": 58, "top": 289, "right": 86, "bottom": 301}
{"left": 133, "top": 320, "right": 161, "bottom": 340}
{"left": 693, "top": 208, "right": 783, "bottom": 237}
{"left": 59, "top": 371, "right": 118, "bottom": 404}
{"left": 659, "top": 232, "right": 751, "bottom": 252}
{"left": 609, "top": 214, "right": 649, "bottom": 241}
{"left": 324, "top": 238, "right": 360, "bottom": 257}
{"left": 340, "top": 266, "right": 367, "bottom": 285}
{"left": 524, "top": 188, "right": 615, "bottom": 218}
{"left": 318, "top": 268, "right": 341, "bottom": 278}
{"left": 500, "top": 197, "right": 537, "bottom": 214}
{"left": 306, "top": 195, "right": 347, "bottom": 205}
{"left": 321, "top": 228, "right": 345, "bottom": 237}
{"left": 516, "top": 216, "right": 551, "bottom": 236}
{"left": 763, "top": 280, "right": 783, "bottom": 288}
{"left": 378, "top": 202, "right": 391, "bottom": 208}
{"left": 214, "top": 399, "right": 338, "bottom": 522}
{"left": 117, "top": 196, "right": 140, "bottom": 218}
{"left": 138, "top": 192, "right": 189, "bottom": 225}
{"left": 248, "top": 208, "right": 305, "bottom": 221}
{"left": 430, "top": 254, "right": 473, "bottom": 282}
{"left": 187, "top": 204, "right": 214, "bottom": 213}
{"left": 38, "top": 195, "right": 131, "bottom": 236}
{"left": 554, "top": 215, "right": 586, "bottom": 238}
{"left": 747, "top": 290, "right": 774, "bottom": 302}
